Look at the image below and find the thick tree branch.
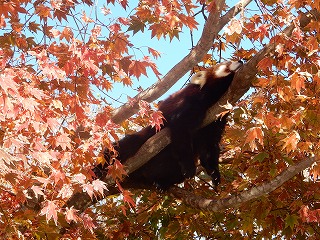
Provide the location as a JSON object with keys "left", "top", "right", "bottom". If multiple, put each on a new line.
{"left": 110, "top": 0, "right": 252, "bottom": 124}
{"left": 169, "top": 157, "right": 318, "bottom": 211}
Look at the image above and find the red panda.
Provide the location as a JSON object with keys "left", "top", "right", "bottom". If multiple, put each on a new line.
{"left": 95, "top": 60, "right": 243, "bottom": 190}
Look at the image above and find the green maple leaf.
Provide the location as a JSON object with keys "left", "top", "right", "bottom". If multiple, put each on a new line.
{"left": 285, "top": 214, "right": 298, "bottom": 230}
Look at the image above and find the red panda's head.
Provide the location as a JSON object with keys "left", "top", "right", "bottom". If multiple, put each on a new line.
{"left": 191, "top": 60, "right": 243, "bottom": 88}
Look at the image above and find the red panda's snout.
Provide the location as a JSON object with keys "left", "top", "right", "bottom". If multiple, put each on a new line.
{"left": 214, "top": 60, "right": 243, "bottom": 78}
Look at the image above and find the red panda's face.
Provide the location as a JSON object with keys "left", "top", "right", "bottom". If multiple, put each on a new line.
{"left": 190, "top": 60, "right": 243, "bottom": 88}
{"left": 214, "top": 60, "right": 243, "bottom": 78}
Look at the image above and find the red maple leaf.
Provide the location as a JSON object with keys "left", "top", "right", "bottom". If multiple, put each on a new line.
{"left": 40, "top": 200, "right": 59, "bottom": 225}
{"left": 65, "top": 207, "right": 80, "bottom": 224}
{"left": 81, "top": 213, "right": 96, "bottom": 233}
{"left": 150, "top": 111, "right": 164, "bottom": 132}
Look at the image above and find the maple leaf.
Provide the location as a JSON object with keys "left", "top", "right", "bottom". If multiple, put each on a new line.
{"left": 150, "top": 111, "right": 164, "bottom": 132}
{"left": 50, "top": 28, "right": 61, "bottom": 38}
{"left": 164, "top": 12, "right": 180, "bottom": 29}
{"left": 81, "top": 213, "right": 96, "bottom": 233}
{"left": 244, "top": 127, "right": 264, "bottom": 151}
{"left": 0, "top": 72, "right": 19, "bottom": 95}
{"left": 34, "top": 177, "right": 51, "bottom": 188}
{"left": 128, "top": 16, "right": 145, "bottom": 34}
{"left": 25, "top": 85, "right": 47, "bottom": 100}
{"left": 60, "top": 27, "right": 73, "bottom": 42}
{"left": 225, "top": 18, "right": 242, "bottom": 35}
{"left": 47, "top": 118, "right": 60, "bottom": 131}
{"left": 28, "top": 21, "right": 41, "bottom": 33}
{"left": 138, "top": 100, "right": 151, "bottom": 117}
{"left": 92, "top": 179, "right": 108, "bottom": 196}
{"left": 71, "top": 173, "right": 86, "bottom": 184}
{"left": 31, "top": 185, "right": 45, "bottom": 199}
{"left": 56, "top": 132, "right": 72, "bottom": 151}
{"left": 122, "top": 190, "right": 136, "bottom": 208}
{"left": 101, "top": 7, "right": 111, "bottom": 15}
{"left": 91, "top": 25, "right": 101, "bottom": 39}
{"left": 31, "top": 151, "right": 52, "bottom": 165}
{"left": 149, "top": 24, "right": 166, "bottom": 40}
{"left": 65, "top": 207, "right": 80, "bottom": 224}
{"left": 51, "top": 169, "right": 66, "bottom": 185}
{"left": 281, "top": 131, "right": 300, "bottom": 154}
{"left": 257, "top": 57, "right": 273, "bottom": 73}
{"left": 107, "top": 159, "right": 127, "bottom": 180}
{"left": 118, "top": 17, "right": 130, "bottom": 25}
{"left": 256, "top": 24, "right": 270, "bottom": 42}
{"left": 57, "top": 184, "right": 74, "bottom": 199}
{"left": 120, "top": 0, "right": 128, "bottom": 9}
{"left": 148, "top": 47, "right": 161, "bottom": 59}
{"left": 40, "top": 200, "right": 59, "bottom": 225}
{"left": 290, "top": 72, "right": 306, "bottom": 94}
{"left": 122, "top": 77, "right": 132, "bottom": 86}
{"left": 51, "top": 100, "right": 63, "bottom": 111}
{"left": 82, "top": 183, "right": 94, "bottom": 199}
{"left": 82, "top": 11, "right": 93, "bottom": 23}
{"left": 181, "top": 15, "right": 198, "bottom": 30}
{"left": 35, "top": 4, "right": 52, "bottom": 20}
{"left": 0, "top": 148, "right": 17, "bottom": 166}
{"left": 21, "top": 97, "right": 39, "bottom": 113}
{"left": 285, "top": 214, "right": 298, "bottom": 229}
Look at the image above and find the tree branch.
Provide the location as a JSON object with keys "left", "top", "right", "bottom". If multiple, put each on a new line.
{"left": 169, "top": 157, "right": 318, "bottom": 211}
{"left": 110, "top": 0, "right": 253, "bottom": 124}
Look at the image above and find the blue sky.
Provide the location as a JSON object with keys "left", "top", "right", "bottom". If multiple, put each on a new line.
{"left": 0, "top": 1, "right": 256, "bottom": 107}
{"left": 102, "top": 1, "right": 257, "bottom": 107}
{"left": 102, "top": 3, "right": 205, "bottom": 107}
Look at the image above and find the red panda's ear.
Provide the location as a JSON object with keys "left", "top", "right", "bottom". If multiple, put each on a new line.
{"left": 190, "top": 71, "right": 208, "bottom": 88}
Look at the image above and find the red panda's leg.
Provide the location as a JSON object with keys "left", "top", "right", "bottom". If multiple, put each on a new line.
{"left": 193, "top": 115, "right": 228, "bottom": 186}
{"left": 170, "top": 127, "right": 197, "bottom": 178}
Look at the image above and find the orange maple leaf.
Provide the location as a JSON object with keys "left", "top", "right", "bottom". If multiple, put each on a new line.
{"left": 129, "top": 60, "right": 148, "bottom": 78}
{"left": 281, "top": 131, "right": 300, "bottom": 154}
{"left": 245, "top": 127, "right": 264, "bottom": 151}
{"left": 290, "top": 72, "right": 306, "bottom": 94}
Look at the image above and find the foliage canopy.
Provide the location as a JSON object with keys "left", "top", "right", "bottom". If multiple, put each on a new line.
{"left": 0, "top": 0, "right": 320, "bottom": 239}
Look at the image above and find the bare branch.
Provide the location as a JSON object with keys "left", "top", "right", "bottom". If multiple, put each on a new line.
{"left": 169, "top": 157, "right": 318, "bottom": 211}
{"left": 110, "top": 0, "right": 253, "bottom": 124}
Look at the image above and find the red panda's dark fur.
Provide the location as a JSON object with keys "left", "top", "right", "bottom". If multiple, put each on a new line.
{"left": 95, "top": 60, "right": 242, "bottom": 190}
